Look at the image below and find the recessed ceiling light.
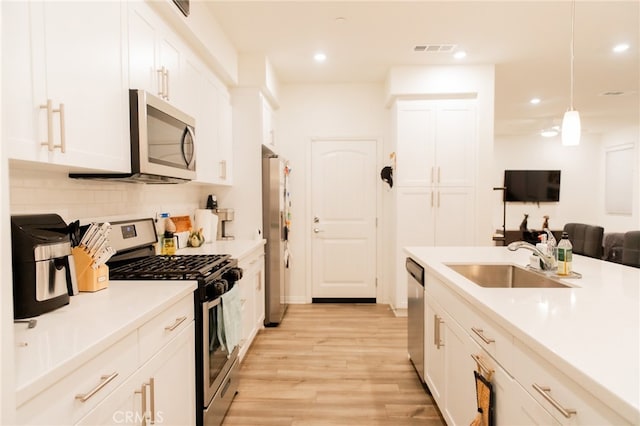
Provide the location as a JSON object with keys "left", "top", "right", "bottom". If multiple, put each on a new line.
{"left": 530, "top": 98, "right": 541, "bottom": 105}
{"left": 613, "top": 43, "right": 630, "bottom": 53}
{"left": 541, "top": 128, "right": 559, "bottom": 138}
{"left": 453, "top": 51, "right": 467, "bottom": 59}
{"left": 314, "top": 52, "right": 327, "bottom": 63}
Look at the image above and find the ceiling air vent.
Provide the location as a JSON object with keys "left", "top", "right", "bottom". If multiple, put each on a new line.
{"left": 414, "top": 44, "right": 457, "bottom": 53}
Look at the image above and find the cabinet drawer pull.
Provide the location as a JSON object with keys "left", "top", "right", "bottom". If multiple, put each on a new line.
{"left": 75, "top": 372, "right": 118, "bottom": 402}
{"left": 40, "top": 99, "right": 65, "bottom": 153}
{"left": 149, "top": 377, "right": 156, "bottom": 424}
{"left": 532, "top": 383, "right": 577, "bottom": 418}
{"left": 471, "top": 327, "right": 495, "bottom": 344}
{"left": 219, "top": 160, "right": 227, "bottom": 179}
{"left": 135, "top": 382, "right": 148, "bottom": 426}
{"left": 165, "top": 316, "right": 187, "bottom": 331}
{"left": 157, "top": 68, "right": 164, "bottom": 98}
{"left": 470, "top": 353, "right": 494, "bottom": 378}
{"left": 434, "top": 315, "right": 444, "bottom": 349}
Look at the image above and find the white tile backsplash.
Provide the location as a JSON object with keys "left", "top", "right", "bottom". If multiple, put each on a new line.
{"left": 9, "top": 164, "right": 207, "bottom": 224}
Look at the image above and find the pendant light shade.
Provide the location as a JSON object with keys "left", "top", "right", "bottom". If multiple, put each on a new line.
{"left": 562, "top": 0, "right": 581, "bottom": 146}
{"left": 561, "top": 110, "right": 581, "bottom": 146}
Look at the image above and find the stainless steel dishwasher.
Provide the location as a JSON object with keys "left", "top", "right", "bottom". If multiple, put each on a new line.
{"left": 406, "top": 257, "right": 425, "bottom": 383}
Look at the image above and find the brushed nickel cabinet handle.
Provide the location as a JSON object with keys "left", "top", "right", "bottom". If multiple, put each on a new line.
{"left": 437, "top": 166, "right": 441, "bottom": 183}
{"left": 75, "top": 372, "right": 118, "bottom": 402}
{"left": 165, "top": 316, "right": 187, "bottom": 331}
{"left": 157, "top": 68, "right": 164, "bottom": 98}
{"left": 437, "top": 191, "right": 441, "bottom": 208}
{"left": 58, "top": 102, "right": 66, "bottom": 153}
{"left": 471, "top": 327, "right": 495, "bottom": 344}
{"left": 40, "top": 99, "right": 54, "bottom": 151}
{"left": 434, "top": 315, "right": 444, "bottom": 349}
{"left": 470, "top": 353, "right": 494, "bottom": 377}
{"left": 149, "top": 377, "right": 156, "bottom": 424}
{"left": 40, "top": 100, "right": 65, "bottom": 153}
{"left": 532, "top": 383, "right": 577, "bottom": 418}
{"left": 135, "top": 382, "right": 148, "bottom": 426}
{"left": 220, "top": 160, "right": 227, "bottom": 179}
{"left": 430, "top": 191, "right": 434, "bottom": 207}
{"left": 164, "top": 68, "right": 170, "bottom": 101}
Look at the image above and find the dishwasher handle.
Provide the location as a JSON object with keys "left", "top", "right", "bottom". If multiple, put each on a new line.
{"left": 405, "top": 258, "right": 425, "bottom": 287}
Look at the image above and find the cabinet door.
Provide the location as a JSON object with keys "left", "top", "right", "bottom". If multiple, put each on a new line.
{"left": 218, "top": 88, "right": 233, "bottom": 184}
{"left": 424, "top": 298, "right": 445, "bottom": 405}
{"left": 2, "top": 1, "right": 48, "bottom": 163}
{"left": 146, "top": 323, "right": 196, "bottom": 426}
{"left": 5, "top": 1, "right": 129, "bottom": 171}
{"left": 128, "top": 3, "right": 157, "bottom": 96}
{"left": 253, "top": 253, "right": 266, "bottom": 327}
{"left": 433, "top": 187, "right": 476, "bottom": 246}
{"left": 434, "top": 100, "right": 477, "bottom": 187}
{"left": 441, "top": 310, "right": 478, "bottom": 426}
{"left": 76, "top": 323, "right": 195, "bottom": 426}
{"left": 395, "top": 101, "right": 436, "bottom": 187}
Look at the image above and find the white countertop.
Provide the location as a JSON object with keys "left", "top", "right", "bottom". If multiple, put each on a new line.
{"left": 404, "top": 246, "right": 640, "bottom": 423}
{"left": 177, "top": 239, "right": 265, "bottom": 260}
{"left": 13, "top": 280, "right": 196, "bottom": 405}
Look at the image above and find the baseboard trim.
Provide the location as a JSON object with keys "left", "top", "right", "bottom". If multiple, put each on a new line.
{"left": 312, "top": 297, "right": 376, "bottom": 304}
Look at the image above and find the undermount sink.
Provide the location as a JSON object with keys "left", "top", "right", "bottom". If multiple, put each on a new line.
{"left": 445, "top": 263, "right": 573, "bottom": 289}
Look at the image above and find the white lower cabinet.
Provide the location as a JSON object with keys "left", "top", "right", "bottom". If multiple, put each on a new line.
{"left": 76, "top": 322, "right": 195, "bottom": 426}
{"left": 238, "top": 246, "right": 266, "bottom": 360}
{"left": 15, "top": 294, "right": 196, "bottom": 426}
{"left": 422, "top": 269, "right": 625, "bottom": 425}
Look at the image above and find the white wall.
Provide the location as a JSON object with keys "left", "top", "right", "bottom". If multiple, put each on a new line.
{"left": 494, "top": 129, "right": 639, "bottom": 234}
{"left": 277, "top": 83, "right": 390, "bottom": 304}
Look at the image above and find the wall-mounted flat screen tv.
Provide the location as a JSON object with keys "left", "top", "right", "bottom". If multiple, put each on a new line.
{"left": 504, "top": 170, "right": 561, "bottom": 202}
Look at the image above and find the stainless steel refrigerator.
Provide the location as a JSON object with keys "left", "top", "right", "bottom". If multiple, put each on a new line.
{"left": 262, "top": 155, "right": 291, "bottom": 326}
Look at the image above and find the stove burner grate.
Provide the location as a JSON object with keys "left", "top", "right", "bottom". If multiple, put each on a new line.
{"left": 109, "top": 254, "right": 231, "bottom": 281}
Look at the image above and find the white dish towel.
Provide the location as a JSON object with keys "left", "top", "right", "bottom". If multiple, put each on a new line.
{"left": 217, "top": 284, "right": 241, "bottom": 352}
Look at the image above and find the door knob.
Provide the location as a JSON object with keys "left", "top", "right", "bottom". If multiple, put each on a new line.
{"left": 313, "top": 228, "right": 324, "bottom": 233}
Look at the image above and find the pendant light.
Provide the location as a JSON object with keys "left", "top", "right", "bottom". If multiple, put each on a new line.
{"left": 562, "top": 0, "right": 581, "bottom": 146}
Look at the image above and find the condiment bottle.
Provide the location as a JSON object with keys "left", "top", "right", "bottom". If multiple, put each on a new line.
{"left": 161, "top": 217, "right": 177, "bottom": 255}
{"left": 556, "top": 232, "right": 573, "bottom": 275}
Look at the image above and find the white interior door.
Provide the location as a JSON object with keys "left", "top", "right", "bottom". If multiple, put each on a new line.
{"left": 311, "top": 139, "right": 377, "bottom": 299}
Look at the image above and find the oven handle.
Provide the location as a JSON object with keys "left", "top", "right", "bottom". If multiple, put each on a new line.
{"left": 206, "top": 298, "right": 221, "bottom": 309}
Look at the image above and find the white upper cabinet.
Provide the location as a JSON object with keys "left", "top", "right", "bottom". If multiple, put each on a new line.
{"left": 395, "top": 99, "right": 477, "bottom": 188}
{"left": 128, "top": 3, "right": 182, "bottom": 106}
{"left": 192, "top": 70, "right": 233, "bottom": 186}
{"left": 2, "top": 1, "right": 129, "bottom": 172}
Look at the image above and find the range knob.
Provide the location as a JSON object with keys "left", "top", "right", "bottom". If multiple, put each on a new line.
{"left": 223, "top": 267, "right": 243, "bottom": 282}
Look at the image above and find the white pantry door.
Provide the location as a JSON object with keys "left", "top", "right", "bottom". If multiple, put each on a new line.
{"left": 311, "top": 139, "right": 377, "bottom": 300}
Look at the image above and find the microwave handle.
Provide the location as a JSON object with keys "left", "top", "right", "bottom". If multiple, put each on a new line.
{"left": 181, "top": 126, "right": 196, "bottom": 169}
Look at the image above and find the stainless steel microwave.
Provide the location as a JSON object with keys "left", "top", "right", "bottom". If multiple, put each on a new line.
{"left": 70, "top": 90, "right": 196, "bottom": 183}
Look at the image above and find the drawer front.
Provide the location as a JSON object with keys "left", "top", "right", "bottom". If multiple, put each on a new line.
{"left": 17, "top": 331, "right": 138, "bottom": 425}
{"left": 512, "top": 339, "right": 630, "bottom": 425}
{"left": 428, "top": 272, "right": 513, "bottom": 371}
{"left": 139, "top": 295, "right": 194, "bottom": 363}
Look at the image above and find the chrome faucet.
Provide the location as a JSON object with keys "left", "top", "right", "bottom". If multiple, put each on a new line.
{"left": 507, "top": 241, "right": 556, "bottom": 271}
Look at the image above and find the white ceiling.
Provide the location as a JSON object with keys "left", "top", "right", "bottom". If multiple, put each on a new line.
{"left": 205, "top": 1, "right": 639, "bottom": 138}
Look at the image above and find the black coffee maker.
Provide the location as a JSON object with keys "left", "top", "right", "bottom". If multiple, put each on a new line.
{"left": 11, "top": 214, "right": 72, "bottom": 319}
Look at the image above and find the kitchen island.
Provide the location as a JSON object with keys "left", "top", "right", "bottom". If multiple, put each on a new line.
{"left": 405, "top": 246, "right": 639, "bottom": 425}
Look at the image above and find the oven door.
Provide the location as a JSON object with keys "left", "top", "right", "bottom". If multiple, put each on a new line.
{"left": 202, "top": 297, "right": 233, "bottom": 406}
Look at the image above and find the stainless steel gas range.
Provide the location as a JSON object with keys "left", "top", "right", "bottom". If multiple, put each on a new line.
{"left": 104, "top": 217, "right": 242, "bottom": 426}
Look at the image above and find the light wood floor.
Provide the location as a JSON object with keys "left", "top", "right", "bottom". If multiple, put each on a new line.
{"left": 223, "top": 303, "right": 445, "bottom": 425}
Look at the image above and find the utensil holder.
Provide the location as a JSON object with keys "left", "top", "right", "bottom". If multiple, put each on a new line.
{"left": 71, "top": 247, "right": 109, "bottom": 292}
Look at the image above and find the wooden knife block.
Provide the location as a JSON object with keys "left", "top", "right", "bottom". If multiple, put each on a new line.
{"left": 72, "top": 247, "right": 109, "bottom": 292}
